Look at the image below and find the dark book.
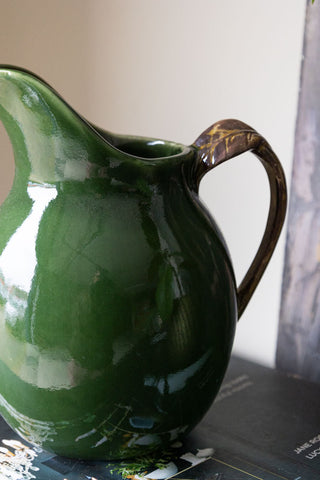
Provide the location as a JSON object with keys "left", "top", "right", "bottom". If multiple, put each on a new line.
{"left": 0, "top": 355, "right": 319, "bottom": 479}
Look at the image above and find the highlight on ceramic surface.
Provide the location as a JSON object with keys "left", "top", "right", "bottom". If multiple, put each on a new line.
{"left": 0, "top": 66, "right": 287, "bottom": 460}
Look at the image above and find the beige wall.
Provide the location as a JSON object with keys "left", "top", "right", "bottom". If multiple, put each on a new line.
{"left": 0, "top": 0, "right": 306, "bottom": 367}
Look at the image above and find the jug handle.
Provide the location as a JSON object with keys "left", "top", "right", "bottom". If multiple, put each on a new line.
{"left": 193, "top": 119, "right": 287, "bottom": 319}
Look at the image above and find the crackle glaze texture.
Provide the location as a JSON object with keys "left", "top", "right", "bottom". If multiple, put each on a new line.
{"left": 0, "top": 66, "right": 286, "bottom": 460}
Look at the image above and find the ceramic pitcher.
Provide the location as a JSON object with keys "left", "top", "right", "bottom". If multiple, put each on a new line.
{"left": 0, "top": 66, "right": 287, "bottom": 460}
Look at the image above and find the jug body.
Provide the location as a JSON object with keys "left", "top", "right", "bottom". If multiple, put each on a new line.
{"left": 0, "top": 158, "right": 237, "bottom": 460}
{"left": 0, "top": 66, "right": 286, "bottom": 460}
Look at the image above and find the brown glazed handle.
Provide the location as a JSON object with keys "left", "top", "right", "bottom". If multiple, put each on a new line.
{"left": 193, "top": 119, "right": 287, "bottom": 319}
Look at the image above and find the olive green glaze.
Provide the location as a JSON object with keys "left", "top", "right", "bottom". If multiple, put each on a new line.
{"left": 0, "top": 66, "right": 287, "bottom": 460}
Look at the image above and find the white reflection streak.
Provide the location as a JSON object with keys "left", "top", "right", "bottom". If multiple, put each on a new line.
{"left": 0, "top": 439, "right": 40, "bottom": 480}
{"left": 0, "top": 184, "right": 57, "bottom": 292}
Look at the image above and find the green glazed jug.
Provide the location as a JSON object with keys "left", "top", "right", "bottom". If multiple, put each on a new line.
{"left": 0, "top": 66, "right": 287, "bottom": 460}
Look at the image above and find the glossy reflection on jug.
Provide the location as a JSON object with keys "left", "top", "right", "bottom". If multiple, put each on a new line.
{"left": 0, "top": 66, "right": 286, "bottom": 460}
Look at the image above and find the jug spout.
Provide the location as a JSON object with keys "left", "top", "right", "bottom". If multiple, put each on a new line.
{"left": 0, "top": 66, "right": 122, "bottom": 184}
{"left": 0, "top": 66, "right": 193, "bottom": 187}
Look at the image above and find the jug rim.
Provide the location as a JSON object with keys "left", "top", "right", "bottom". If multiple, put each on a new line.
{"left": 0, "top": 64, "right": 193, "bottom": 163}
{"left": 92, "top": 124, "right": 193, "bottom": 162}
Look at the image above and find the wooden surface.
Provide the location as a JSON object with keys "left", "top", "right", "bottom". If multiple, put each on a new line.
{"left": 276, "top": 1, "right": 320, "bottom": 383}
